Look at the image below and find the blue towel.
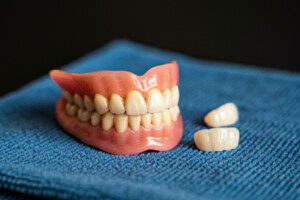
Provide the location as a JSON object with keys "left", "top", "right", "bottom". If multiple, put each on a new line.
{"left": 0, "top": 40, "right": 299, "bottom": 200}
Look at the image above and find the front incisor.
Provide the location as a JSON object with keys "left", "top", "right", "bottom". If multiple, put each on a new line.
{"left": 94, "top": 94, "right": 109, "bottom": 114}
{"left": 114, "top": 114, "right": 128, "bottom": 133}
{"left": 204, "top": 103, "right": 239, "bottom": 127}
{"left": 125, "top": 90, "right": 147, "bottom": 115}
{"left": 194, "top": 128, "right": 239, "bottom": 151}
{"left": 109, "top": 93, "right": 125, "bottom": 114}
{"left": 146, "top": 88, "right": 165, "bottom": 113}
{"left": 141, "top": 113, "right": 151, "bottom": 130}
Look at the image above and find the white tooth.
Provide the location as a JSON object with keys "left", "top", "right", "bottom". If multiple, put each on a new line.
{"left": 109, "top": 93, "right": 125, "bottom": 114}
{"left": 163, "top": 89, "right": 172, "bottom": 109}
{"left": 194, "top": 128, "right": 239, "bottom": 151}
{"left": 65, "top": 103, "right": 78, "bottom": 116}
{"left": 129, "top": 115, "right": 141, "bottom": 131}
{"left": 162, "top": 110, "right": 171, "bottom": 126}
{"left": 125, "top": 90, "right": 147, "bottom": 115}
{"left": 74, "top": 94, "right": 85, "bottom": 108}
{"left": 151, "top": 112, "right": 162, "bottom": 129}
{"left": 171, "top": 86, "right": 179, "bottom": 106}
{"left": 114, "top": 114, "right": 128, "bottom": 133}
{"left": 84, "top": 95, "right": 95, "bottom": 111}
{"left": 101, "top": 112, "right": 113, "bottom": 131}
{"left": 146, "top": 88, "right": 164, "bottom": 113}
{"left": 141, "top": 114, "right": 151, "bottom": 130}
{"left": 169, "top": 106, "right": 179, "bottom": 121}
{"left": 94, "top": 94, "right": 109, "bottom": 115}
{"left": 77, "top": 108, "right": 91, "bottom": 122}
{"left": 91, "top": 112, "right": 101, "bottom": 126}
{"left": 63, "top": 90, "right": 73, "bottom": 103}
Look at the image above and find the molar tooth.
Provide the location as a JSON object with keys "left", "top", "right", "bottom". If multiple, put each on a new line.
{"left": 109, "top": 93, "right": 125, "bottom": 114}
{"left": 114, "top": 114, "right": 128, "bottom": 133}
{"left": 63, "top": 90, "right": 73, "bottom": 103}
{"left": 141, "top": 114, "right": 151, "bottom": 130}
{"left": 101, "top": 112, "right": 113, "bottom": 131}
{"left": 129, "top": 115, "right": 141, "bottom": 131}
{"left": 151, "top": 112, "right": 162, "bottom": 129}
{"left": 146, "top": 88, "right": 164, "bottom": 113}
{"left": 94, "top": 94, "right": 109, "bottom": 115}
{"left": 84, "top": 95, "right": 95, "bottom": 111}
{"left": 77, "top": 108, "right": 91, "bottom": 122}
{"left": 125, "top": 90, "right": 147, "bottom": 115}
{"left": 171, "top": 86, "right": 179, "bottom": 106}
{"left": 163, "top": 89, "right": 172, "bottom": 109}
{"left": 162, "top": 110, "right": 171, "bottom": 126}
{"left": 66, "top": 103, "right": 78, "bottom": 116}
{"left": 170, "top": 106, "right": 179, "bottom": 121}
{"left": 74, "top": 94, "right": 84, "bottom": 108}
{"left": 91, "top": 112, "right": 101, "bottom": 126}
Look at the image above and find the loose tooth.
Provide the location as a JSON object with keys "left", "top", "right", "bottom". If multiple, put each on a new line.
{"left": 63, "top": 90, "right": 73, "bottom": 103}
{"left": 101, "top": 112, "right": 113, "bottom": 131}
{"left": 74, "top": 94, "right": 85, "bottom": 108}
{"left": 114, "top": 114, "right": 128, "bottom": 133}
{"left": 204, "top": 103, "right": 239, "bottom": 127}
{"left": 94, "top": 94, "right": 109, "bottom": 114}
{"left": 77, "top": 108, "right": 91, "bottom": 122}
{"left": 129, "top": 115, "right": 141, "bottom": 131}
{"left": 171, "top": 85, "right": 179, "bottom": 106}
{"left": 162, "top": 110, "right": 171, "bottom": 126}
{"left": 163, "top": 89, "right": 172, "bottom": 109}
{"left": 146, "top": 88, "right": 165, "bottom": 113}
{"left": 151, "top": 112, "right": 162, "bottom": 129}
{"left": 141, "top": 114, "right": 151, "bottom": 130}
{"left": 194, "top": 128, "right": 239, "bottom": 151}
{"left": 169, "top": 106, "right": 179, "bottom": 121}
{"left": 84, "top": 95, "right": 95, "bottom": 111}
{"left": 109, "top": 93, "right": 125, "bottom": 114}
{"left": 91, "top": 112, "right": 101, "bottom": 126}
{"left": 66, "top": 103, "right": 78, "bottom": 116}
{"left": 125, "top": 90, "right": 147, "bottom": 115}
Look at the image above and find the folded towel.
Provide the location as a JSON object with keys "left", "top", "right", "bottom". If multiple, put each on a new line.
{"left": 0, "top": 40, "right": 299, "bottom": 200}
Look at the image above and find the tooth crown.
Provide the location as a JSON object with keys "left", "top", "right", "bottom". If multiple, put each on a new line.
{"left": 62, "top": 85, "right": 180, "bottom": 133}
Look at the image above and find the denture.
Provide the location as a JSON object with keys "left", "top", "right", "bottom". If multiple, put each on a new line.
{"left": 50, "top": 61, "right": 183, "bottom": 155}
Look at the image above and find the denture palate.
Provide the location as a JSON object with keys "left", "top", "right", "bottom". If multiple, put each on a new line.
{"left": 63, "top": 86, "right": 180, "bottom": 133}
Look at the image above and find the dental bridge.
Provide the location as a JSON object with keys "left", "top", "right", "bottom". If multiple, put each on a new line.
{"left": 50, "top": 62, "right": 183, "bottom": 155}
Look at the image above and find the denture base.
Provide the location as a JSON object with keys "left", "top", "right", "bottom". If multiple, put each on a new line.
{"left": 56, "top": 99, "right": 183, "bottom": 155}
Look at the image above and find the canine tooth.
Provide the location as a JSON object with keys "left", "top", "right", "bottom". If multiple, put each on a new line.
{"left": 162, "top": 110, "right": 171, "bottom": 126}
{"left": 65, "top": 103, "right": 78, "bottom": 116}
{"left": 194, "top": 128, "right": 239, "bottom": 151}
{"left": 151, "top": 112, "right": 162, "bottom": 129}
{"left": 77, "top": 108, "right": 91, "bottom": 122}
{"left": 141, "top": 114, "right": 151, "bottom": 130}
{"left": 204, "top": 103, "right": 239, "bottom": 127}
{"left": 114, "top": 114, "right": 128, "bottom": 133}
{"left": 94, "top": 94, "right": 109, "bottom": 115}
{"left": 63, "top": 90, "right": 73, "bottom": 103}
{"left": 146, "top": 88, "right": 164, "bottom": 113}
{"left": 91, "top": 112, "right": 101, "bottom": 126}
{"left": 102, "top": 112, "right": 113, "bottom": 131}
{"left": 84, "top": 95, "right": 95, "bottom": 111}
{"left": 74, "top": 94, "right": 84, "bottom": 108}
{"left": 129, "top": 115, "right": 141, "bottom": 131}
{"left": 125, "top": 90, "right": 147, "bottom": 115}
{"left": 163, "top": 89, "right": 172, "bottom": 108}
{"left": 171, "top": 85, "right": 179, "bottom": 106}
{"left": 169, "top": 106, "right": 179, "bottom": 121}
{"left": 109, "top": 93, "right": 125, "bottom": 114}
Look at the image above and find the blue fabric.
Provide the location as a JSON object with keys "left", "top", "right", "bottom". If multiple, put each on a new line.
{"left": 0, "top": 40, "right": 299, "bottom": 200}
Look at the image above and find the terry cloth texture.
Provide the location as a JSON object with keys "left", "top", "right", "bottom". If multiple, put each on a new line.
{"left": 0, "top": 40, "right": 299, "bottom": 200}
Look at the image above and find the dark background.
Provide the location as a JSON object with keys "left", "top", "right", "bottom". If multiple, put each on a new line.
{"left": 1, "top": 1, "right": 299, "bottom": 97}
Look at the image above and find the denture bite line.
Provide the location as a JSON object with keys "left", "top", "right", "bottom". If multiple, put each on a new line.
{"left": 62, "top": 85, "right": 180, "bottom": 133}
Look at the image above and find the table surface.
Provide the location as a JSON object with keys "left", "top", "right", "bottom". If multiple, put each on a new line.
{"left": 0, "top": 40, "right": 299, "bottom": 200}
